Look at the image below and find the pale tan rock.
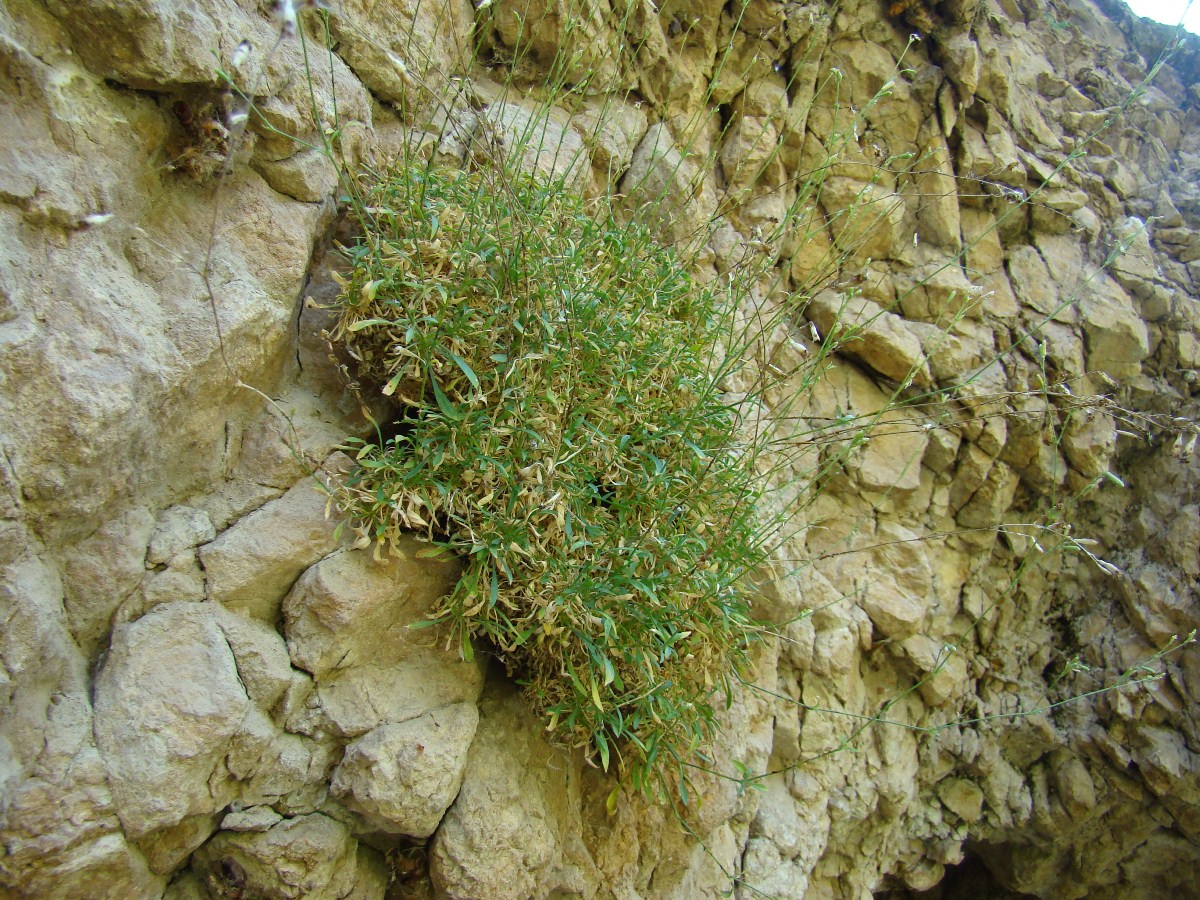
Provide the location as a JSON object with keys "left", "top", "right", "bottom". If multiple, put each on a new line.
{"left": 282, "top": 542, "right": 483, "bottom": 738}
{"left": 924, "top": 427, "right": 962, "bottom": 475}
{"left": 961, "top": 207, "right": 1005, "bottom": 275}
{"left": 895, "top": 263, "right": 983, "bottom": 321}
{"left": 283, "top": 540, "right": 459, "bottom": 677}
{"left": 820, "top": 177, "right": 907, "bottom": 262}
{"left": 253, "top": 148, "right": 340, "bottom": 203}
{"left": 901, "top": 634, "right": 970, "bottom": 707}
{"left": 1051, "top": 756, "right": 1097, "bottom": 819}
{"left": 201, "top": 456, "right": 348, "bottom": 622}
{"left": 621, "top": 123, "right": 717, "bottom": 251}
{"left": 59, "top": 507, "right": 155, "bottom": 661}
{"left": 429, "top": 681, "right": 598, "bottom": 899}
{"left": 214, "top": 607, "right": 294, "bottom": 712}
{"left": 916, "top": 116, "right": 963, "bottom": 252}
{"left": 910, "top": 319, "right": 995, "bottom": 384}
{"left": 478, "top": 101, "right": 590, "bottom": 192}
{"left": 1061, "top": 409, "right": 1117, "bottom": 479}
{"left": 221, "top": 806, "right": 284, "bottom": 833}
{"left": 146, "top": 506, "right": 215, "bottom": 567}
{"left": 740, "top": 838, "right": 807, "bottom": 900}
{"left": 138, "top": 813, "right": 221, "bottom": 877}
{"left": 860, "top": 523, "right": 935, "bottom": 640}
{"left": 571, "top": 96, "right": 649, "bottom": 184}
{"left": 331, "top": 703, "right": 478, "bottom": 837}
{"left": 720, "top": 115, "right": 780, "bottom": 191}
{"left": 331, "top": 0, "right": 475, "bottom": 101}
{"left": 192, "top": 813, "right": 385, "bottom": 900}
{"left": 955, "top": 456, "right": 1019, "bottom": 529}
{"left": 0, "top": 677, "right": 165, "bottom": 898}
{"left": 1007, "top": 244, "right": 1068, "bottom": 321}
{"left": 490, "top": 0, "right": 627, "bottom": 92}
{"left": 1079, "top": 276, "right": 1150, "bottom": 380}
{"left": 93, "top": 603, "right": 250, "bottom": 839}
{"left": 808, "top": 290, "right": 930, "bottom": 385}
{"left": 128, "top": 551, "right": 206, "bottom": 619}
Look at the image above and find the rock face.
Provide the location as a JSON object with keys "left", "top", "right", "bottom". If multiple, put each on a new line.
{"left": 1, "top": 0, "right": 1199, "bottom": 897}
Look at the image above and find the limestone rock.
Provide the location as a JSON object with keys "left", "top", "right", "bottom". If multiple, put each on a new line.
{"left": 621, "top": 123, "right": 717, "bottom": 251}
{"left": 429, "top": 683, "right": 578, "bottom": 899}
{"left": 330, "top": 0, "right": 475, "bottom": 101}
{"left": 808, "top": 290, "right": 930, "bottom": 385}
{"left": 1051, "top": 756, "right": 1097, "bottom": 819}
{"left": 93, "top": 603, "right": 250, "bottom": 839}
{"left": 1078, "top": 276, "right": 1150, "bottom": 380}
{"left": 282, "top": 540, "right": 459, "bottom": 677}
{"left": 214, "top": 607, "right": 295, "bottom": 712}
{"left": 146, "top": 506, "right": 215, "bottom": 567}
{"left": 895, "top": 263, "right": 984, "bottom": 321}
{"left": 201, "top": 456, "right": 347, "bottom": 623}
{"left": 859, "top": 523, "right": 935, "bottom": 640}
{"left": 192, "top": 813, "right": 386, "bottom": 900}
{"left": 1061, "top": 409, "right": 1117, "bottom": 479}
{"left": 221, "top": 807, "right": 284, "bottom": 833}
{"left": 820, "top": 177, "right": 907, "bottom": 262}
{"left": 282, "top": 541, "right": 483, "bottom": 737}
{"left": 478, "top": 101, "right": 590, "bottom": 192}
{"left": 0, "top": 678, "right": 165, "bottom": 898}
{"left": 331, "top": 703, "right": 479, "bottom": 838}
{"left": 61, "top": 507, "right": 155, "bottom": 660}
{"left": 571, "top": 96, "right": 650, "bottom": 186}
{"left": 134, "top": 551, "right": 206, "bottom": 613}
{"left": 936, "top": 777, "right": 984, "bottom": 830}
{"left": 253, "top": 148, "right": 340, "bottom": 204}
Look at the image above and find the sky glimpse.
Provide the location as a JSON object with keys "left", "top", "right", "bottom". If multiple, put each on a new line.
{"left": 1122, "top": 0, "right": 1200, "bottom": 34}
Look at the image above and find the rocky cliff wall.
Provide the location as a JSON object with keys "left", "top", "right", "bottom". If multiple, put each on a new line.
{"left": 0, "top": 0, "right": 1197, "bottom": 897}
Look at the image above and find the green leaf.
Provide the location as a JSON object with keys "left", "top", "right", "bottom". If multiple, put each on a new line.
{"left": 415, "top": 546, "right": 452, "bottom": 560}
{"left": 407, "top": 618, "right": 444, "bottom": 630}
{"left": 460, "top": 629, "right": 475, "bottom": 662}
{"left": 606, "top": 784, "right": 620, "bottom": 815}
{"left": 449, "top": 351, "right": 481, "bottom": 390}
{"left": 382, "top": 371, "right": 405, "bottom": 397}
{"left": 347, "top": 317, "right": 393, "bottom": 332}
{"left": 595, "top": 729, "right": 610, "bottom": 772}
{"left": 431, "top": 377, "right": 464, "bottom": 420}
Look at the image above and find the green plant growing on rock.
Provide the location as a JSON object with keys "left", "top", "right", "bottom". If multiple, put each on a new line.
{"left": 328, "top": 158, "right": 768, "bottom": 796}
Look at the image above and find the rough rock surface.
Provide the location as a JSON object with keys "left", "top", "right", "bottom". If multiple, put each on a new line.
{"left": 1, "top": 0, "right": 1198, "bottom": 897}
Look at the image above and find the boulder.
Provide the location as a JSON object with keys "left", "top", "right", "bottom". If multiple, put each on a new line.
{"left": 201, "top": 455, "right": 348, "bottom": 623}
{"left": 331, "top": 703, "right": 479, "bottom": 838}
{"left": 191, "top": 813, "right": 386, "bottom": 900}
{"left": 93, "top": 603, "right": 250, "bottom": 839}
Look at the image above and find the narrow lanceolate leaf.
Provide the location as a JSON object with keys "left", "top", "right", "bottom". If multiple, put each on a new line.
{"left": 382, "top": 371, "right": 405, "bottom": 396}
{"left": 449, "top": 351, "right": 481, "bottom": 390}
{"left": 431, "top": 376, "right": 464, "bottom": 420}
{"left": 347, "top": 317, "right": 394, "bottom": 332}
{"left": 595, "top": 729, "right": 611, "bottom": 772}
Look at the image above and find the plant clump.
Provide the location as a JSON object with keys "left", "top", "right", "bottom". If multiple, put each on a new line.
{"left": 328, "top": 159, "right": 766, "bottom": 795}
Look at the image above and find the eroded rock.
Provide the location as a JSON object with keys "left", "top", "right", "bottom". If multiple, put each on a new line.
{"left": 93, "top": 603, "right": 250, "bottom": 839}
{"left": 331, "top": 703, "right": 479, "bottom": 838}
{"left": 191, "top": 813, "right": 386, "bottom": 900}
{"left": 201, "top": 456, "right": 348, "bottom": 623}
